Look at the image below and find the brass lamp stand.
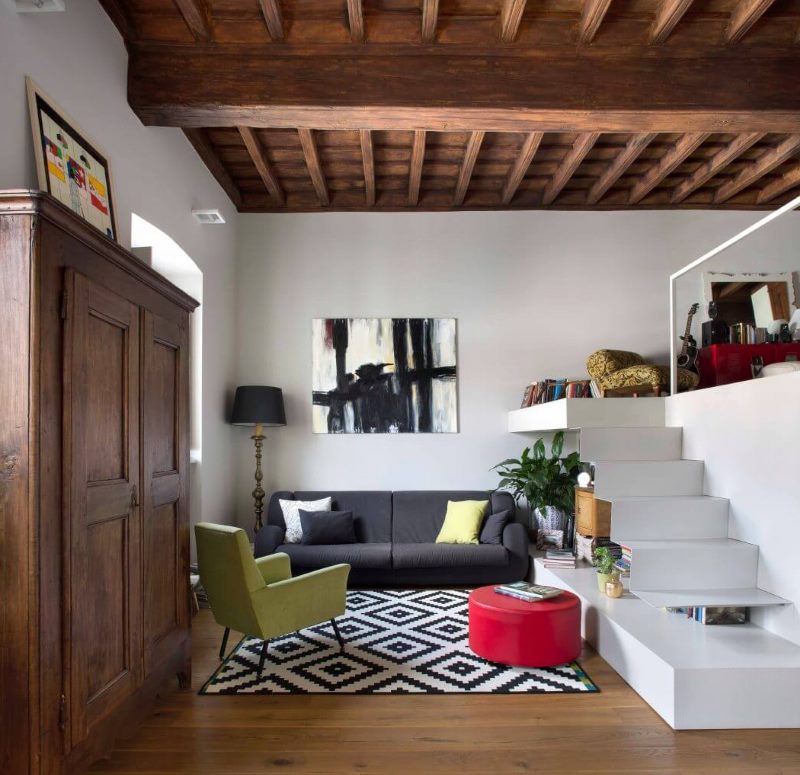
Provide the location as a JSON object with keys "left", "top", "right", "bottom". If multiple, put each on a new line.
{"left": 251, "top": 423, "right": 266, "bottom": 533}
{"left": 230, "top": 386, "right": 286, "bottom": 535}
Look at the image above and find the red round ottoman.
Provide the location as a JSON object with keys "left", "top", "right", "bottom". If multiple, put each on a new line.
{"left": 468, "top": 586, "right": 581, "bottom": 667}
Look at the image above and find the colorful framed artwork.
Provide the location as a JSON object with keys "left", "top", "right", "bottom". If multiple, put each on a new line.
{"left": 26, "top": 77, "right": 118, "bottom": 241}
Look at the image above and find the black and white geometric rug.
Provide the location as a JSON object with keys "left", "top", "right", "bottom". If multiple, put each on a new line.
{"left": 200, "top": 589, "right": 598, "bottom": 695}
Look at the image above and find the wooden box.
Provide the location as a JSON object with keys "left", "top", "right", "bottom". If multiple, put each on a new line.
{"left": 575, "top": 486, "right": 612, "bottom": 537}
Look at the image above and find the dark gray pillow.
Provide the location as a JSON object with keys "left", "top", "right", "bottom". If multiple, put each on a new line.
{"left": 479, "top": 509, "right": 511, "bottom": 545}
{"left": 299, "top": 510, "right": 357, "bottom": 545}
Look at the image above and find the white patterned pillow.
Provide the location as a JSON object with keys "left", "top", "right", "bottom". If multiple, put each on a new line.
{"left": 279, "top": 497, "right": 332, "bottom": 544}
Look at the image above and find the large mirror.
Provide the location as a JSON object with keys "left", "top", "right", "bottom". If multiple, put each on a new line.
{"left": 702, "top": 271, "right": 799, "bottom": 344}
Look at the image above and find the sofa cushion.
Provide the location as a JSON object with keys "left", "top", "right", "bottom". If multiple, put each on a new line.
{"left": 299, "top": 510, "right": 356, "bottom": 545}
{"left": 279, "top": 497, "right": 332, "bottom": 544}
{"left": 392, "top": 490, "right": 510, "bottom": 544}
{"left": 480, "top": 509, "right": 511, "bottom": 545}
{"left": 392, "top": 542, "right": 508, "bottom": 569}
{"left": 294, "top": 491, "right": 392, "bottom": 543}
{"left": 435, "top": 500, "right": 489, "bottom": 545}
{"left": 279, "top": 542, "right": 392, "bottom": 570}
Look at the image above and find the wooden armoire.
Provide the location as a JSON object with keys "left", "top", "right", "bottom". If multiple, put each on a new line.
{"left": 0, "top": 191, "right": 197, "bottom": 774}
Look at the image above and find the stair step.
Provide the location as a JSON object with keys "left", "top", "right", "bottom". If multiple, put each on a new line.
{"left": 608, "top": 496, "right": 729, "bottom": 541}
{"left": 635, "top": 588, "right": 791, "bottom": 609}
{"left": 580, "top": 426, "right": 683, "bottom": 462}
{"left": 594, "top": 460, "right": 704, "bottom": 498}
{"left": 625, "top": 538, "right": 758, "bottom": 591}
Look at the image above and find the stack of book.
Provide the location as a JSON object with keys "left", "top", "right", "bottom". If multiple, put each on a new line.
{"left": 520, "top": 378, "right": 593, "bottom": 408}
{"left": 615, "top": 544, "right": 632, "bottom": 576}
{"left": 494, "top": 581, "right": 563, "bottom": 602}
{"left": 542, "top": 549, "right": 576, "bottom": 569}
{"left": 667, "top": 606, "right": 749, "bottom": 625}
{"left": 575, "top": 534, "right": 622, "bottom": 565}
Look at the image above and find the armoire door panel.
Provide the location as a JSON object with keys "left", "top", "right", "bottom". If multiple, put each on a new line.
{"left": 65, "top": 270, "right": 142, "bottom": 747}
{"left": 142, "top": 309, "right": 190, "bottom": 674}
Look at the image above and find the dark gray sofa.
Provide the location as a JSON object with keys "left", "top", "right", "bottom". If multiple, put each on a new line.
{"left": 253, "top": 490, "right": 529, "bottom": 586}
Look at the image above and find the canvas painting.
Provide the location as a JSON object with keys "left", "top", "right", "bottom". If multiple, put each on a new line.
{"left": 312, "top": 318, "right": 458, "bottom": 434}
{"left": 26, "top": 78, "right": 117, "bottom": 241}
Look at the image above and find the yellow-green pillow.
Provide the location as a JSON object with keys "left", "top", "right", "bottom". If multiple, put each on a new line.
{"left": 435, "top": 500, "right": 489, "bottom": 545}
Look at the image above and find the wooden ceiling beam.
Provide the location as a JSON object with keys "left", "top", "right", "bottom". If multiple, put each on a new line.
{"left": 756, "top": 161, "right": 800, "bottom": 204}
{"left": 238, "top": 127, "right": 285, "bottom": 206}
{"left": 409, "top": 130, "right": 426, "bottom": 206}
{"left": 499, "top": 0, "right": 528, "bottom": 43}
{"left": 726, "top": 0, "right": 776, "bottom": 44}
{"left": 258, "top": 0, "right": 285, "bottom": 41}
{"left": 359, "top": 129, "right": 376, "bottom": 207}
{"left": 172, "top": 0, "right": 211, "bottom": 41}
{"left": 628, "top": 132, "right": 709, "bottom": 203}
{"left": 347, "top": 0, "right": 365, "bottom": 43}
{"left": 421, "top": 0, "right": 439, "bottom": 44}
{"left": 579, "top": 0, "right": 612, "bottom": 44}
{"left": 715, "top": 134, "right": 800, "bottom": 203}
{"left": 183, "top": 129, "right": 242, "bottom": 208}
{"left": 97, "top": 0, "right": 137, "bottom": 41}
{"left": 128, "top": 46, "right": 800, "bottom": 133}
{"left": 542, "top": 132, "right": 600, "bottom": 204}
{"left": 670, "top": 132, "right": 764, "bottom": 203}
{"left": 453, "top": 131, "right": 485, "bottom": 206}
{"left": 297, "top": 129, "right": 330, "bottom": 206}
{"left": 586, "top": 133, "right": 657, "bottom": 204}
{"left": 649, "top": 0, "right": 694, "bottom": 45}
{"left": 501, "top": 132, "right": 543, "bottom": 205}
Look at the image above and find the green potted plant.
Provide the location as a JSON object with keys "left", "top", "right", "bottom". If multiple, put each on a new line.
{"left": 593, "top": 546, "right": 619, "bottom": 593}
{"left": 492, "top": 431, "right": 581, "bottom": 534}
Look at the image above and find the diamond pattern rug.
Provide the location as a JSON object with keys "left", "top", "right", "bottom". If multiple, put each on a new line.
{"left": 199, "top": 589, "right": 598, "bottom": 695}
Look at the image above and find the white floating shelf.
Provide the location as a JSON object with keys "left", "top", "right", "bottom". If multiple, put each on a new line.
{"left": 533, "top": 558, "right": 800, "bottom": 729}
{"left": 635, "top": 588, "right": 791, "bottom": 609}
{"left": 507, "top": 397, "right": 665, "bottom": 433}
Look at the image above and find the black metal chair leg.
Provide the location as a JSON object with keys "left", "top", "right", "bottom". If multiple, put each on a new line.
{"left": 219, "top": 627, "right": 230, "bottom": 660}
{"left": 257, "top": 640, "right": 270, "bottom": 678}
{"left": 331, "top": 618, "right": 345, "bottom": 652}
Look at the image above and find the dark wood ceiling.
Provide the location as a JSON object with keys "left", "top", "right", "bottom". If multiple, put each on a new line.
{"left": 101, "top": 0, "right": 800, "bottom": 212}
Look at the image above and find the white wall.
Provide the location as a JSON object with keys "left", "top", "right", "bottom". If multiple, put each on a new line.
{"left": 0, "top": 1, "right": 240, "bottom": 533}
{"left": 234, "top": 209, "right": 800, "bottom": 528}
{"left": 667, "top": 374, "right": 800, "bottom": 646}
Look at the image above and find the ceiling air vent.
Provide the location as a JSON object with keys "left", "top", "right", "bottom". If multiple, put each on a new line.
{"left": 6, "top": 0, "right": 65, "bottom": 11}
{"left": 191, "top": 209, "right": 226, "bottom": 225}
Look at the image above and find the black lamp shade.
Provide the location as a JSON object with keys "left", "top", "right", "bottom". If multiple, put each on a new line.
{"left": 230, "top": 386, "right": 286, "bottom": 427}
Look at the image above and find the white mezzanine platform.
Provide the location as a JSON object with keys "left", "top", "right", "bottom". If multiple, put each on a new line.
{"left": 533, "top": 558, "right": 800, "bottom": 730}
{"left": 507, "top": 397, "right": 665, "bottom": 433}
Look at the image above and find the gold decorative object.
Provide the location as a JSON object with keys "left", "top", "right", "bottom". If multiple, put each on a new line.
{"left": 605, "top": 577, "right": 624, "bottom": 598}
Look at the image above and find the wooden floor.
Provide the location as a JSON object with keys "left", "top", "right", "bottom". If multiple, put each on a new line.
{"left": 89, "top": 609, "right": 800, "bottom": 775}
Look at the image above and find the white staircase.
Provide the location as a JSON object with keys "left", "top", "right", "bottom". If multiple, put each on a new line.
{"left": 590, "top": 426, "right": 789, "bottom": 610}
{"left": 518, "top": 403, "right": 800, "bottom": 729}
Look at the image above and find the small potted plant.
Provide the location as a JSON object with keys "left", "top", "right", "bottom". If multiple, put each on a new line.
{"left": 492, "top": 431, "right": 581, "bottom": 535}
{"left": 593, "top": 546, "right": 620, "bottom": 594}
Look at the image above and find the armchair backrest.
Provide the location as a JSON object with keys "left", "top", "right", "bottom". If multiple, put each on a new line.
{"left": 195, "top": 522, "right": 265, "bottom": 635}
{"left": 586, "top": 350, "right": 645, "bottom": 383}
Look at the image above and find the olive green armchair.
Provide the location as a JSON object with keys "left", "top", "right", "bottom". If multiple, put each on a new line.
{"left": 195, "top": 523, "right": 350, "bottom": 677}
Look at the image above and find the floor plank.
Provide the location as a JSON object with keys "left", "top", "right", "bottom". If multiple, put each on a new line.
{"left": 89, "top": 610, "right": 800, "bottom": 774}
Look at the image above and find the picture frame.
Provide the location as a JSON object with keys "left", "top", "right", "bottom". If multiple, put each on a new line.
{"left": 26, "top": 77, "right": 118, "bottom": 241}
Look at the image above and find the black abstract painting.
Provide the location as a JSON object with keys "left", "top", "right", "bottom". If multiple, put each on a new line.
{"left": 312, "top": 318, "right": 458, "bottom": 433}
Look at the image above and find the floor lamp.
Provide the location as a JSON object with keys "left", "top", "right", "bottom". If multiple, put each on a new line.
{"left": 230, "top": 385, "right": 286, "bottom": 534}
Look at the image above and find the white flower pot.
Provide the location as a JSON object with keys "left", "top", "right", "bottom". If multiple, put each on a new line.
{"left": 533, "top": 506, "right": 568, "bottom": 532}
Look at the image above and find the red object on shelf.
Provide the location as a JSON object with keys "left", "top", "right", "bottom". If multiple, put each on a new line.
{"left": 468, "top": 586, "right": 581, "bottom": 667}
{"left": 698, "top": 343, "right": 800, "bottom": 388}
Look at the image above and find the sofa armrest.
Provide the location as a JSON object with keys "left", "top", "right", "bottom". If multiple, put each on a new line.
{"left": 255, "top": 552, "right": 291, "bottom": 585}
{"left": 502, "top": 522, "right": 530, "bottom": 580}
{"left": 254, "top": 524, "right": 285, "bottom": 558}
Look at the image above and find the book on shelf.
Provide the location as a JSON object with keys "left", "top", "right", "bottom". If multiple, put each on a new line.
{"left": 519, "top": 378, "right": 596, "bottom": 407}
{"left": 684, "top": 606, "right": 749, "bottom": 625}
{"left": 542, "top": 549, "right": 576, "bottom": 568}
{"left": 494, "top": 581, "right": 563, "bottom": 602}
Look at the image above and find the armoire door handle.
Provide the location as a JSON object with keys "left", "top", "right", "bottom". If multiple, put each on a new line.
{"left": 131, "top": 486, "right": 139, "bottom": 509}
